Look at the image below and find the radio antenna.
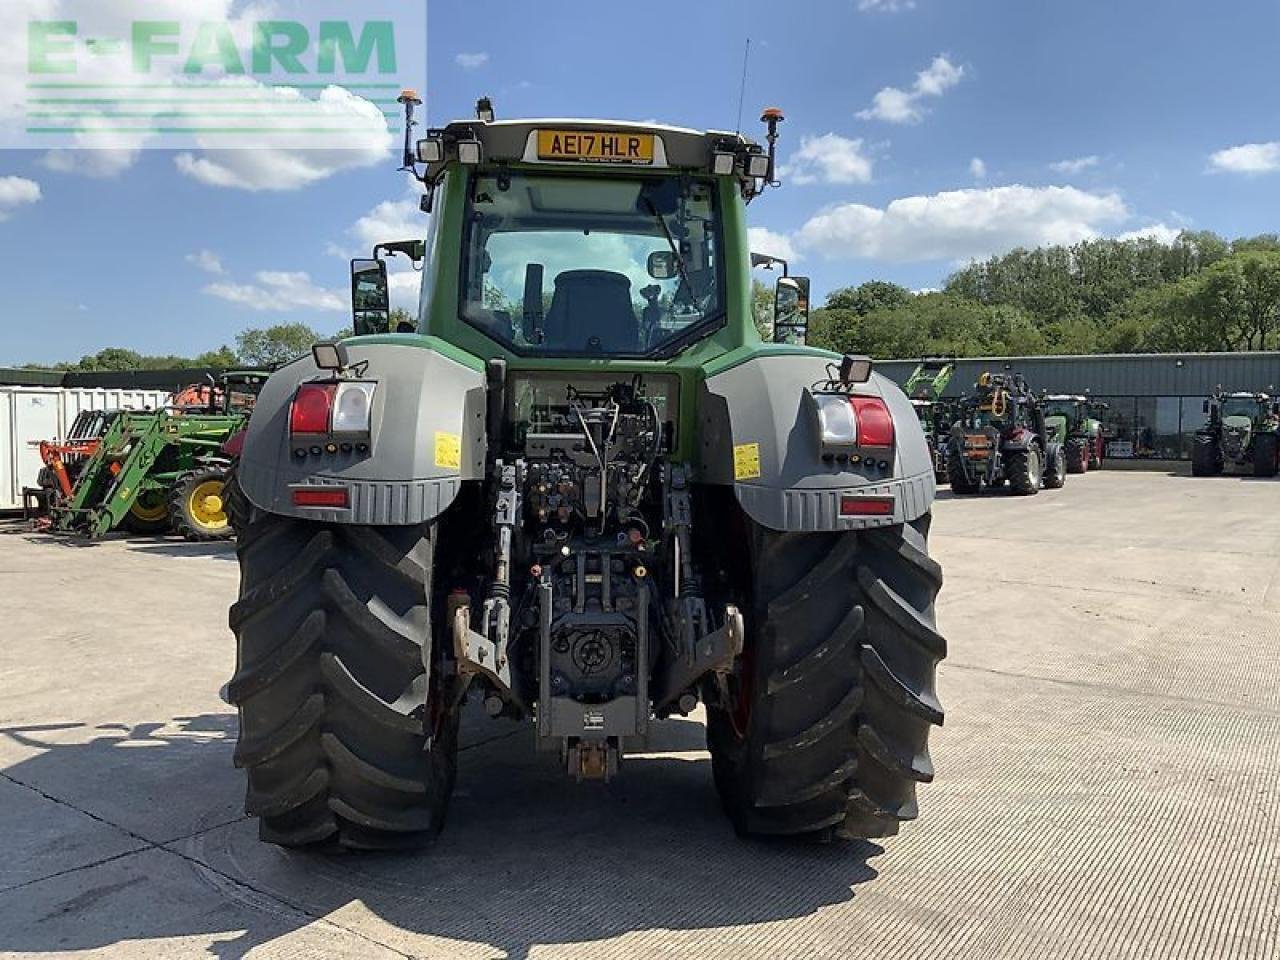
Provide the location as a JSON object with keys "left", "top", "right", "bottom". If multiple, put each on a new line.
{"left": 735, "top": 38, "right": 751, "bottom": 134}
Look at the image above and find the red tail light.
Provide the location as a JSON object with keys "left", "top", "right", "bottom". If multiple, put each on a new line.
{"left": 290, "top": 383, "right": 336, "bottom": 434}
{"left": 292, "top": 487, "right": 349, "bottom": 508}
{"left": 840, "top": 495, "right": 895, "bottom": 517}
{"left": 850, "top": 396, "right": 895, "bottom": 448}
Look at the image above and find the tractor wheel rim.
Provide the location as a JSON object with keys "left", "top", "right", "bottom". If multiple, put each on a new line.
{"left": 188, "top": 480, "right": 228, "bottom": 531}
{"left": 130, "top": 492, "right": 168, "bottom": 522}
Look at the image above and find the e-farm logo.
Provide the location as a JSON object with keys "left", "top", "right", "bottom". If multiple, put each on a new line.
{"left": 8, "top": 1, "right": 426, "bottom": 149}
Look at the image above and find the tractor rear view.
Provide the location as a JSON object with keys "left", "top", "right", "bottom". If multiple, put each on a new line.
{"left": 1041, "top": 395, "right": 1107, "bottom": 474}
{"left": 224, "top": 100, "right": 947, "bottom": 852}
{"left": 946, "top": 372, "right": 1066, "bottom": 495}
{"left": 1192, "top": 392, "right": 1280, "bottom": 477}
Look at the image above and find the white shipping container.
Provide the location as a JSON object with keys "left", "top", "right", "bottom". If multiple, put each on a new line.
{"left": 0, "top": 386, "right": 172, "bottom": 511}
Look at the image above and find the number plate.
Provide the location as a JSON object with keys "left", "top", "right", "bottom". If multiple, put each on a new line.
{"left": 536, "top": 129, "right": 655, "bottom": 165}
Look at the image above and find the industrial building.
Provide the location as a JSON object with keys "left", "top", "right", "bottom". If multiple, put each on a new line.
{"left": 878, "top": 352, "right": 1280, "bottom": 461}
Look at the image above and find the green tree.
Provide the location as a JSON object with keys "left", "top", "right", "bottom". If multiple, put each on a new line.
{"left": 235, "top": 323, "right": 323, "bottom": 367}
{"left": 825, "top": 281, "right": 912, "bottom": 316}
{"left": 193, "top": 345, "right": 239, "bottom": 368}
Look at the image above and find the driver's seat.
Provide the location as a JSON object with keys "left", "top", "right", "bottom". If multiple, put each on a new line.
{"left": 544, "top": 270, "right": 638, "bottom": 352}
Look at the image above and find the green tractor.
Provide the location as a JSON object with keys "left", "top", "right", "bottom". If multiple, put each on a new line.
{"left": 903, "top": 358, "right": 956, "bottom": 481}
{"left": 1040, "top": 394, "right": 1107, "bottom": 474}
{"left": 226, "top": 100, "right": 946, "bottom": 852}
{"left": 945, "top": 372, "right": 1066, "bottom": 495}
{"left": 1192, "top": 391, "right": 1280, "bottom": 477}
{"left": 44, "top": 372, "right": 266, "bottom": 539}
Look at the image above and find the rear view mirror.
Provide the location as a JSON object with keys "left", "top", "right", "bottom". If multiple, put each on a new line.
{"left": 350, "top": 259, "right": 390, "bottom": 335}
{"left": 1203, "top": 399, "right": 1211, "bottom": 415}
{"left": 647, "top": 251, "right": 677, "bottom": 280}
{"left": 773, "top": 276, "right": 811, "bottom": 345}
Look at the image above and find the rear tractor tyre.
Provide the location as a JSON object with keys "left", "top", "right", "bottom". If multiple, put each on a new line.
{"left": 121, "top": 490, "right": 172, "bottom": 535}
{"left": 1043, "top": 446, "right": 1067, "bottom": 490}
{"left": 228, "top": 515, "right": 459, "bottom": 850}
{"left": 946, "top": 456, "right": 978, "bottom": 495}
{"left": 1006, "top": 446, "right": 1042, "bottom": 496}
{"left": 169, "top": 468, "right": 235, "bottom": 541}
{"left": 1191, "top": 436, "right": 1221, "bottom": 477}
{"left": 222, "top": 461, "right": 253, "bottom": 537}
{"left": 1065, "top": 439, "right": 1088, "bottom": 474}
{"left": 707, "top": 515, "right": 945, "bottom": 842}
{"left": 1253, "top": 433, "right": 1279, "bottom": 478}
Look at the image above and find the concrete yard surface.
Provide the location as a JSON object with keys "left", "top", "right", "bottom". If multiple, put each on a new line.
{"left": 0, "top": 471, "right": 1277, "bottom": 959}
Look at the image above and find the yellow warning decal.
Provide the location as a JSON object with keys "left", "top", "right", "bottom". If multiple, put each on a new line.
{"left": 733, "top": 442, "right": 762, "bottom": 481}
{"left": 434, "top": 431, "right": 462, "bottom": 470}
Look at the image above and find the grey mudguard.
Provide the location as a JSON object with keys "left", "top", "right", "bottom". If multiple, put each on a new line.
{"left": 238, "top": 342, "right": 486, "bottom": 525}
{"left": 701, "top": 354, "right": 935, "bottom": 531}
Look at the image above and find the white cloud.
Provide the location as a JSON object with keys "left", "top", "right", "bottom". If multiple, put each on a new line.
{"left": 780, "top": 133, "right": 873, "bottom": 185}
{"left": 456, "top": 52, "right": 490, "bottom": 69}
{"left": 793, "top": 184, "right": 1129, "bottom": 262}
{"left": 1208, "top": 142, "right": 1280, "bottom": 175}
{"left": 969, "top": 157, "right": 987, "bottom": 180}
{"left": 42, "top": 146, "right": 141, "bottom": 179}
{"left": 186, "top": 250, "right": 224, "bottom": 274}
{"left": 858, "top": 55, "right": 966, "bottom": 125}
{"left": 1049, "top": 155, "right": 1100, "bottom": 175}
{"left": 351, "top": 198, "right": 423, "bottom": 251}
{"left": 204, "top": 271, "right": 345, "bottom": 312}
{"left": 748, "top": 227, "right": 798, "bottom": 263}
{"left": 0, "top": 175, "right": 41, "bottom": 220}
{"left": 1115, "top": 223, "right": 1181, "bottom": 245}
{"left": 858, "top": 0, "right": 916, "bottom": 10}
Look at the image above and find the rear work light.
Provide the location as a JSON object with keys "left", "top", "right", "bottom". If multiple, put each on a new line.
{"left": 292, "top": 487, "right": 350, "bottom": 508}
{"left": 290, "top": 383, "right": 336, "bottom": 434}
{"left": 849, "top": 396, "right": 895, "bottom": 448}
{"left": 840, "top": 495, "right": 895, "bottom": 517}
{"left": 331, "top": 382, "right": 376, "bottom": 434}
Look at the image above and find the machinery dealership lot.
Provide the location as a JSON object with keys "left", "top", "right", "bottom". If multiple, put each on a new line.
{"left": 1, "top": 471, "right": 1276, "bottom": 959}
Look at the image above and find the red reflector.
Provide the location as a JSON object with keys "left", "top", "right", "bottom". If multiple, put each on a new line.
{"left": 292, "top": 487, "right": 349, "bottom": 508}
{"left": 290, "top": 383, "right": 336, "bottom": 434}
{"left": 840, "top": 495, "right": 895, "bottom": 517}
{"left": 850, "top": 396, "right": 895, "bottom": 448}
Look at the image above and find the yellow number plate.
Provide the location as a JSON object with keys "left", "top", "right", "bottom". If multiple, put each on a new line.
{"left": 536, "top": 129, "right": 655, "bottom": 165}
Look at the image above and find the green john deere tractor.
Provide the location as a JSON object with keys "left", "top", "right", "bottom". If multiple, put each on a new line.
{"left": 1041, "top": 394, "right": 1107, "bottom": 474}
{"left": 903, "top": 358, "right": 956, "bottom": 481}
{"left": 1192, "top": 391, "right": 1280, "bottom": 477}
{"left": 226, "top": 99, "right": 947, "bottom": 851}
{"left": 44, "top": 372, "right": 266, "bottom": 539}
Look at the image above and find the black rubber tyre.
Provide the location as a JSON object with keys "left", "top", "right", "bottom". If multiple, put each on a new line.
{"left": 121, "top": 490, "right": 172, "bottom": 535}
{"left": 1043, "top": 445, "right": 1067, "bottom": 490}
{"left": 947, "top": 455, "right": 978, "bottom": 494}
{"left": 707, "top": 515, "right": 945, "bottom": 842}
{"left": 222, "top": 461, "right": 252, "bottom": 538}
{"left": 1253, "top": 433, "right": 1279, "bottom": 478}
{"left": 169, "top": 468, "right": 234, "bottom": 541}
{"left": 1006, "top": 445, "right": 1042, "bottom": 496}
{"left": 1191, "top": 435, "right": 1220, "bottom": 477}
{"left": 1065, "top": 438, "right": 1088, "bottom": 474}
{"left": 228, "top": 516, "right": 458, "bottom": 850}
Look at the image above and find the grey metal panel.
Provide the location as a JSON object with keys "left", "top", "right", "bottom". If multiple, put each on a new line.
{"left": 238, "top": 343, "right": 486, "bottom": 525}
{"left": 703, "top": 354, "right": 935, "bottom": 530}
{"left": 879, "top": 352, "right": 1280, "bottom": 398}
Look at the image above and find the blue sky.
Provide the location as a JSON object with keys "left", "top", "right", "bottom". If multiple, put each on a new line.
{"left": 2, "top": 0, "right": 1279, "bottom": 365}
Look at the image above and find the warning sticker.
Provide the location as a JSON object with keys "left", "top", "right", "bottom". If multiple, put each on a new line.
{"left": 434, "top": 432, "right": 462, "bottom": 470}
{"left": 733, "top": 442, "right": 762, "bottom": 480}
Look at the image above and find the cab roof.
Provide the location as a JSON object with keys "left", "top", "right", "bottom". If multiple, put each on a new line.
{"left": 422, "top": 117, "right": 761, "bottom": 180}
